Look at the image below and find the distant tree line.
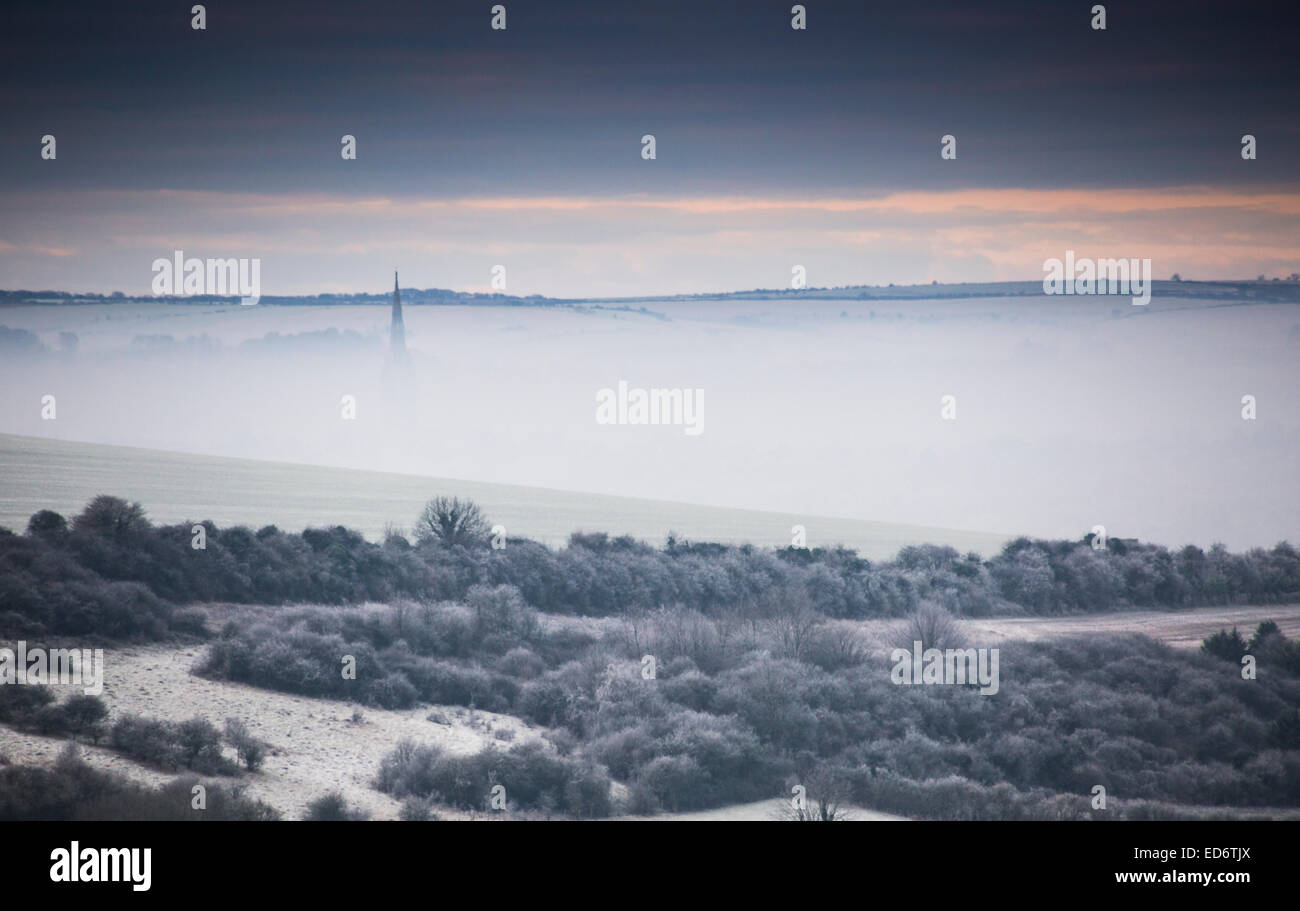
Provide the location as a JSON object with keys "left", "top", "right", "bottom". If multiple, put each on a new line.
{"left": 2, "top": 496, "right": 1298, "bottom": 642}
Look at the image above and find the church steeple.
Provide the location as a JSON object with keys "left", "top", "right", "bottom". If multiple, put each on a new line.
{"left": 390, "top": 269, "right": 406, "bottom": 356}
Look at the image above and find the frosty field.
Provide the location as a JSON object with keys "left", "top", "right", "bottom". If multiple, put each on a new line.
{"left": 0, "top": 432, "right": 1006, "bottom": 558}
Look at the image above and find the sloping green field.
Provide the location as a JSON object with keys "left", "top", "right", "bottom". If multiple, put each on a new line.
{"left": 0, "top": 433, "right": 1009, "bottom": 559}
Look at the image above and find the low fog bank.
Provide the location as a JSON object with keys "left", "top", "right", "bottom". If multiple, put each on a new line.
{"left": 0, "top": 295, "right": 1296, "bottom": 550}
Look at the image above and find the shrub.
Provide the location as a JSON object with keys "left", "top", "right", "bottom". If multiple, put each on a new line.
{"left": 1249, "top": 620, "right": 1282, "bottom": 651}
{"left": 224, "top": 718, "right": 266, "bottom": 771}
{"left": 169, "top": 608, "right": 210, "bottom": 637}
{"left": 61, "top": 695, "right": 108, "bottom": 742}
{"left": 802, "top": 625, "right": 867, "bottom": 671}
{"left": 1202, "top": 627, "right": 1248, "bottom": 663}
{"left": 374, "top": 739, "right": 612, "bottom": 818}
{"left": 0, "top": 685, "right": 56, "bottom": 726}
{"left": 304, "top": 791, "right": 369, "bottom": 821}
{"left": 901, "top": 603, "right": 965, "bottom": 652}
{"left": 0, "top": 747, "right": 278, "bottom": 821}
{"left": 109, "top": 714, "right": 237, "bottom": 775}
{"left": 32, "top": 702, "right": 74, "bottom": 736}
{"left": 398, "top": 796, "right": 439, "bottom": 821}
{"left": 634, "top": 755, "right": 705, "bottom": 813}
{"left": 497, "top": 646, "right": 546, "bottom": 680}
{"left": 175, "top": 717, "right": 228, "bottom": 773}
{"left": 368, "top": 672, "right": 419, "bottom": 709}
{"left": 110, "top": 715, "right": 180, "bottom": 768}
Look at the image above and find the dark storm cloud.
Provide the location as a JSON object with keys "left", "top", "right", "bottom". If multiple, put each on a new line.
{"left": 2, "top": 0, "right": 1297, "bottom": 197}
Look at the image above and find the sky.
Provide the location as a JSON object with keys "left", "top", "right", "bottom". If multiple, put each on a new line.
{"left": 2, "top": 0, "right": 1299, "bottom": 296}
{"left": 0, "top": 1, "right": 1297, "bottom": 548}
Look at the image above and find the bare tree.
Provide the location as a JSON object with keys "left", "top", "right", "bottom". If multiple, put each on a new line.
{"left": 804, "top": 623, "right": 867, "bottom": 670}
{"left": 382, "top": 521, "right": 410, "bottom": 549}
{"left": 223, "top": 718, "right": 265, "bottom": 771}
{"left": 900, "top": 602, "right": 965, "bottom": 652}
{"left": 414, "top": 496, "right": 490, "bottom": 548}
{"left": 777, "top": 768, "right": 851, "bottom": 821}
{"left": 390, "top": 599, "right": 411, "bottom": 638}
{"left": 767, "top": 588, "right": 825, "bottom": 661}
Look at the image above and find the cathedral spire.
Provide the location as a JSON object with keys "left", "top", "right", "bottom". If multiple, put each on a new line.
{"left": 390, "top": 269, "right": 406, "bottom": 356}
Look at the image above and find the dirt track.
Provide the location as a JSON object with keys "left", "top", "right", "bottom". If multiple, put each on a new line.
{"left": 960, "top": 604, "right": 1300, "bottom": 649}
